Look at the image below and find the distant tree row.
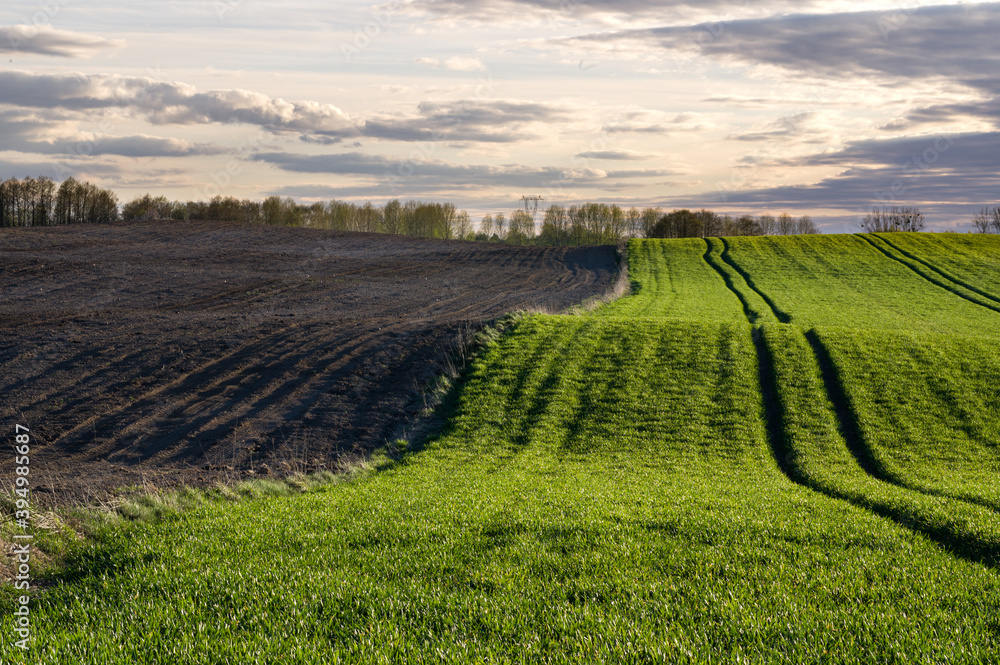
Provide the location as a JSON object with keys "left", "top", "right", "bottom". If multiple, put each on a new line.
{"left": 971, "top": 206, "right": 1000, "bottom": 234}
{"left": 645, "top": 209, "right": 818, "bottom": 239}
{"left": 4, "top": 178, "right": 827, "bottom": 244}
{"left": 0, "top": 176, "right": 119, "bottom": 227}
{"left": 860, "top": 206, "right": 925, "bottom": 232}
{"left": 475, "top": 205, "right": 819, "bottom": 246}
{"left": 122, "top": 194, "right": 473, "bottom": 240}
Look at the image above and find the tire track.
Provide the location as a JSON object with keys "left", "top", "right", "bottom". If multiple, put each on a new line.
{"left": 46, "top": 324, "right": 301, "bottom": 453}
{"left": 873, "top": 234, "right": 1000, "bottom": 304}
{"left": 718, "top": 238, "right": 792, "bottom": 323}
{"left": 859, "top": 234, "right": 1000, "bottom": 315}
{"left": 756, "top": 325, "right": 1000, "bottom": 568}
{"left": 701, "top": 238, "right": 761, "bottom": 323}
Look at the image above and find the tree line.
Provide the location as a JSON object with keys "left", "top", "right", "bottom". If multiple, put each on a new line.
{"left": 0, "top": 176, "right": 119, "bottom": 227}
{"left": 971, "top": 206, "right": 1000, "bottom": 234}
{"left": 6, "top": 174, "right": 999, "bottom": 240}
{"left": 473, "top": 205, "right": 819, "bottom": 245}
{"left": 122, "top": 194, "right": 472, "bottom": 240}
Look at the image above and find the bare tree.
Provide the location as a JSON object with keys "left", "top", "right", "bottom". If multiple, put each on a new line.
{"left": 973, "top": 206, "right": 1000, "bottom": 233}
{"left": 493, "top": 213, "right": 507, "bottom": 240}
{"left": 776, "top": 213, "right": 795, "bottom": 235}
{"left": 454, "top": 210, "right": 473, "bottom": 239}
{"left": 625, "top": 207, "right": 642, "bottom": 238}
{"left": 972, "top": 207, "right": 993, "bottom": 233}
{"left": 862, "top": 206, "right": 924, "bottom": 232}
{"left": 758, "top": 214, "right": 776, "bottom": 235}
{"left": 797, "top": 215, "right": 818, "bottom": 234}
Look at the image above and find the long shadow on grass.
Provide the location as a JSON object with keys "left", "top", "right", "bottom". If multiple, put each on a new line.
{"left": 752, "top": 328, "right": 800, "bottom": 483}
{"left": 858, "top": 235, "right": 1000, "bottom": 316}
{"left": 756, "top": 327, "right": 1000, "bottom": 569}
{"left": 561, "top": 323, "right": 639, "bottom": 454}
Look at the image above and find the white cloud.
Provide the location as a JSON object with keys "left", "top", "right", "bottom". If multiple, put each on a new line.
{"left": 444, "top": 56, "right": 486, "bottom": 71}
{"left": 0, "top": 25, "right": 124, "bottom": 57}
{"left": 0, "top": 71, "right": 352, "bottom": 133}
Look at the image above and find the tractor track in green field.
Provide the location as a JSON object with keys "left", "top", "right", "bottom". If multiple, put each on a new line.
{"left": 803, "top": 330, "right": 896, "bottom": 484}
{"left": 859, "top": 234, "right": 1000, "bottom": 315}
{"left": 718, "top": 238, "right": 793, "bottom": 323}
{"left": 701, "top": 238, "right": 760, "bottom": 323}
{"left": 702, "top": 234, "right": 1000, "bottom": 568}
{"left": 872, "top": 234, "right": 1000, "bottom": 306}
{"left": 760, "top": 326, "right": 1000, "bottom": 570}
{"left": 6, "top": 233, "right": 1000, "bottom": 663}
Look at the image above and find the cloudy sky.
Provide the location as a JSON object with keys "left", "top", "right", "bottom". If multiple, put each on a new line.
{"left": 2, "top": 1, "right": 998, "bottom": 231}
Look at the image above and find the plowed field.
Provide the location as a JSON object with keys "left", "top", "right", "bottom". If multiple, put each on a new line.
{"left": 0, "top": 221, "right": 616, "bottom": 503}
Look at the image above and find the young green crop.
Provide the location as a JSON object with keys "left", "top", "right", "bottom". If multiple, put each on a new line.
{"left": 5, "top": 318, "right": 1000, "bottom": 664}
{"left": 872, "top": 231, "right": 1000, "bottom": 301}
{"left": 596, "top": 238, "right": 748, "bottom": 322}
{"left": 760, "top": 324, "right": 1000, "bottom": 565}
{"left": 814, "top": 326, "right": 1000, "bottom": 511}
{"left": 4, "top": 233, "right": 1000, "bottom": 663}
{"left": 724, "top": 234, "right": 1000, "bottom": 335}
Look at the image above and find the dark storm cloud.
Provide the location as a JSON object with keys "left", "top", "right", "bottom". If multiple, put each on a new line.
{"left": 0, "top": 25, "right": 124, "bottom": 57}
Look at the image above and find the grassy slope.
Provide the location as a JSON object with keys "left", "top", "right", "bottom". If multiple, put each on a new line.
{"left": 723, "top": 234, "right": 1000, "bottom": 514}
{"left": 872, "top": 232, "right": 1000, "bottom": 301}
{"left": 4, "top": 234, "right": 1000, "bottom": 663}
{"left": 724, "top": 234, "right": 1000, "bottom": 335}
{"left": 596, "top": 238, "right": 747, "bottom": 322}
{"left": 762, "top": 325, "right": 1000, "bottom": 564}
{"left": 817, "top": 327, "right": 1000, "bottom": 510}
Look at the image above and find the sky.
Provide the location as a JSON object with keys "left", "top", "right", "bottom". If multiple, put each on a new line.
{"left": 1, "top": 1, "right": 998, "bottom": 232}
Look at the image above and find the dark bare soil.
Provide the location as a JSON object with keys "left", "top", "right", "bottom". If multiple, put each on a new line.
{"left": 0, "top": 220, "right": 617, "bottom": 504}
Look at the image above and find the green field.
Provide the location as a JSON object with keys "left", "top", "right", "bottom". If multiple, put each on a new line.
{"left": 4, "top": 234, "right": 1000, "bottom": 663}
